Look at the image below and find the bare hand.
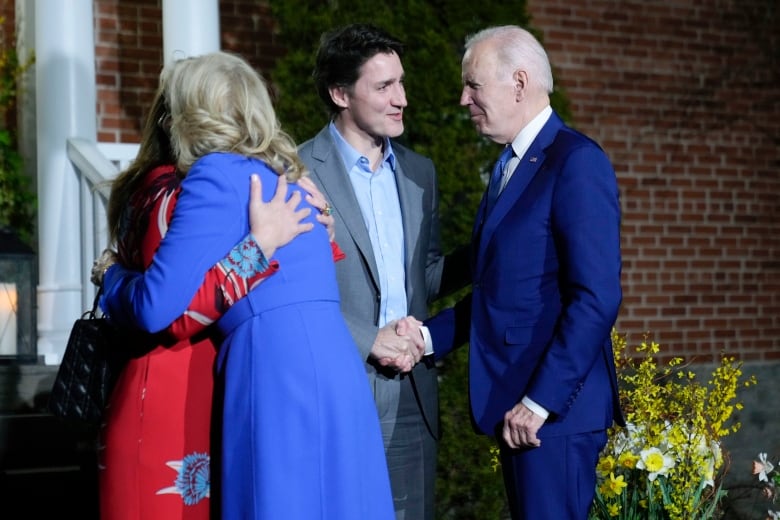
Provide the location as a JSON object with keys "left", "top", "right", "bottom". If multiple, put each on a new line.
{"left": 395, "top": 315, "right": 424, "bottom": 349}
{"left": 298, "top": 176, "right": 335, "bottom": 242}
{"left": 502, "top": 402, "right": 545, "bottom": 449}
{"left": 377, "top": 354, "right": 415, "bottom": 373}
{"left": 250, "top": 174, "right": 313, "bottom": 258}
{"left": 91, "top": 249, "right": 118, "bottom": 286}
{"left": 373, "top": 317, "right": 425, "bottom": 372}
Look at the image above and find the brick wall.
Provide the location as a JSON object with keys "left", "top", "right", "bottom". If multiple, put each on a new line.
{"left": 93, "top": 0, "right": 285, "bottom": 143}
{"left": 0, "top": 6, "right": 11, "bottom": 37}
{"left": 527, "top": 0, "right": 779, "bottom": 361}
{"left": 219, "top": 0, "right": 282, "bottom": 73}
{"left": 94, "top": 1, "right": 161, "bottom": 143}
{"left": 16, "top": 0, "right": 776, "bottom": 363}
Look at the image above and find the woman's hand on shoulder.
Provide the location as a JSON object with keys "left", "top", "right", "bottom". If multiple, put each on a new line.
{"left": 249, "top": 174, "right": 313, "bottom": 258}
{"left": 298, "top": 176, "right": 335, "bottom": 242}
{"left": 91, "top": 249, "right": 118, "bottom": 286}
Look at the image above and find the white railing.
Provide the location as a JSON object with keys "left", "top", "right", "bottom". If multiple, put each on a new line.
{"left": 97, "top": 142, "right": 141, "bottom": 173}
{"left": 66, "top": 138, "right": 139, "bottom": 309}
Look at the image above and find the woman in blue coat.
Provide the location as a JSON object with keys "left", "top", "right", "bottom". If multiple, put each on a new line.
{"left": 100, "top": 51, "right": 398, "bottom": 520}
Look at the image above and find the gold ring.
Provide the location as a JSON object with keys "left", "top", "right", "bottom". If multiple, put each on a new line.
{"left": 322, "top": 204, "right": 333, "bottom": 216}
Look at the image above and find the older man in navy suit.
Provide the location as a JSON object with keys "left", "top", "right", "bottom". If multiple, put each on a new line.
{"left": 424, "top": 26, "right": 624, "bottom": 519}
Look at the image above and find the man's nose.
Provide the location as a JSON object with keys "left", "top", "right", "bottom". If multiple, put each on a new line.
{"left": 459, "top": 88, "right": 471, "bottom": 106}
{"left": 394, "top": 84, "right": 408, "bottom": 107}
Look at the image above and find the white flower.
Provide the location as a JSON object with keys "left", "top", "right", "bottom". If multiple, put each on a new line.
{"left": 767, "top": 510, "right": 780, "bottom": 520}
{"left": 611, "top": 422, "right": 644, "bottom": 455}
{"left": 637, "top": 447, "right": 675, "bottom": 481}
{"left": 695, "top": 437, "right": 721, "bottom": 488}
{"left": 754, "top": 452, "right": 775, "bottom": 482}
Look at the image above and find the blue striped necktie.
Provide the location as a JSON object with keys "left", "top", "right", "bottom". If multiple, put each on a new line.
{"left": 486, "top": 145, "right": 514, "bottom": 212}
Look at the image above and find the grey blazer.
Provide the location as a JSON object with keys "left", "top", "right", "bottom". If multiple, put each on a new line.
{"left": 298, "top": 126, "right": 444, "bottom": 438}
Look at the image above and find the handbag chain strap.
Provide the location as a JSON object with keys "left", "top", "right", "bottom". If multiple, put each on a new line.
{"left": 85, "top": 287, "right": 104, "bottom": 319}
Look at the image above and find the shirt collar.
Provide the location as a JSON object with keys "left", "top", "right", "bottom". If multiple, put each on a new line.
{"left": 509, "top": 105, "right": 553, "bottom": 160}
{"left": 328, "top": 121, "right": 396, "bottom": 173}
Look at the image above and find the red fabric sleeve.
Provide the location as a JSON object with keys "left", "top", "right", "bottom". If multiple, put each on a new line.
{"left": 331, "top": 241, "right": 346, "bottom": 263}
{"left": 126, "top": 165, "right": 278, "bottom": 341}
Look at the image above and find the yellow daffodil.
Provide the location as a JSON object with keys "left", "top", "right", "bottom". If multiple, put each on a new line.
{"left": 637, "top": 447, "right": 674, "bottom": 481}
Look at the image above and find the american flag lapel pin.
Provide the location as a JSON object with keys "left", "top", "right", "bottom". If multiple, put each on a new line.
{"left": 529, "top": 156, "right": 538, "bottom": 162}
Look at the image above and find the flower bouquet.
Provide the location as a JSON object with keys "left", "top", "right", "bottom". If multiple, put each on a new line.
{"left": 589, "top": 330, "right": 756, "bottom": 520}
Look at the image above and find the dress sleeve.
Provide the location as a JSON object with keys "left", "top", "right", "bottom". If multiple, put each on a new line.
{"left": 166, "top": 235, "right": 279, "bottom": 340}
{"left": 330, "top": 241, "right": 346, "bottom": 262}
{"left": 102, "top": 154, "right": 271, "bottom": 333}
{"left": 120, "top": 165, "right": 280, "bottom": 341}
{"left": 167, "top": 236, "right": 337, "bottom": 339}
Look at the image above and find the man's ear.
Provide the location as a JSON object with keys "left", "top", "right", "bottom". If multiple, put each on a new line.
{"left": 329, "top": 86, "right": 349, "bottom": 109}
{"left": 514, "top": 69, "right": 528, "bottom": 100}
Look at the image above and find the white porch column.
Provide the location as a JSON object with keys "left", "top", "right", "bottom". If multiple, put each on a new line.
{"left": 34, "top": 0, "right": 96, "bottom": 364}
{"left": 162, "top": 0, "right": 220, "bottom": 65}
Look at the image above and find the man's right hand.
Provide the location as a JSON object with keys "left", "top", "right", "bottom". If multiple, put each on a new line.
{"left": 372, "top": 317, "right": 425, "bottom": 373}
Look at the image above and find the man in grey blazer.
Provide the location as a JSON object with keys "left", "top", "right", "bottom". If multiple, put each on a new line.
{"left": 298, "top": 23, "right": 445, "bottom": 520}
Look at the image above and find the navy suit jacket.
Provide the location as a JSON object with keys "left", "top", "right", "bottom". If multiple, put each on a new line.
{"left": 427, "top": 111, "right": 624, "bottom": 437}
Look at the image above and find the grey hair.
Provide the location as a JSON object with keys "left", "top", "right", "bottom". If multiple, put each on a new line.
{"left": 464, "top": 26, "right": 553, "bottom": 94}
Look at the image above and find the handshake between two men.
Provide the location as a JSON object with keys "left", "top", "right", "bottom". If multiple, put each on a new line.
{"left": 372, "top": 316, "right": 426, "bottom": 373}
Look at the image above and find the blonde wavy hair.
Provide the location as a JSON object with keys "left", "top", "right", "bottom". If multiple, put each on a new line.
{"left": 160, "top": 51, "right": 306, "bottom": 180}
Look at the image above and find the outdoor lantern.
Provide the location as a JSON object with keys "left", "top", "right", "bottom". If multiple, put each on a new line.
{"left": 0, "top": 227, "right": 36, "bottom": 362}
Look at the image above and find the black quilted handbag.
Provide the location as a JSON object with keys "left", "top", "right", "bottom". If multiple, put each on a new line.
{"left": 48, "top": 289, "right": 126, "bottom": 424}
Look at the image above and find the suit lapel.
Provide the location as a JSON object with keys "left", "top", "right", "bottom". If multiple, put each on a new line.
{"left": 307, "top": 128, "right": 380, "bottom": 286}
{"left": 475, "top": 112, "right": 565, "bottom": 273}
{"left": 393, "top": 147, "right": 424, "bottom": 306}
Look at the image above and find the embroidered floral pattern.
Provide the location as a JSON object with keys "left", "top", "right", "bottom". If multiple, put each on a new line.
{"left": 156, "top": 452, "right": 210, "bottom": 505}
{"left": 219, "top": 235, "right": 269, "bottom": 278}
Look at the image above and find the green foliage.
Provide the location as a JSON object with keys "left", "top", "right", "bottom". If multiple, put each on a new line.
{"left": 436, "top": 344, "right": 510, "bottom": 519}
{"left": 267, "top": 2, "right": 569, "bottom": 517}
{"left": 0, "top": 18, "right": 35, "bottom": 245}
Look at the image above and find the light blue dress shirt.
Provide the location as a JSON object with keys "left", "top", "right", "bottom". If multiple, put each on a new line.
{"left": 328, "top": 123, "right": 407, "bottom": 328}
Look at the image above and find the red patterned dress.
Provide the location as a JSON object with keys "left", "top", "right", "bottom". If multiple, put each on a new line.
{"left": 98, "top": 165, "right": 278, "bottom": 520}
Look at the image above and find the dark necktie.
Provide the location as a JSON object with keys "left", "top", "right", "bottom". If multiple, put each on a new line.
{"left": 486, "top": 145, "right": 514, "bottom": 212}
